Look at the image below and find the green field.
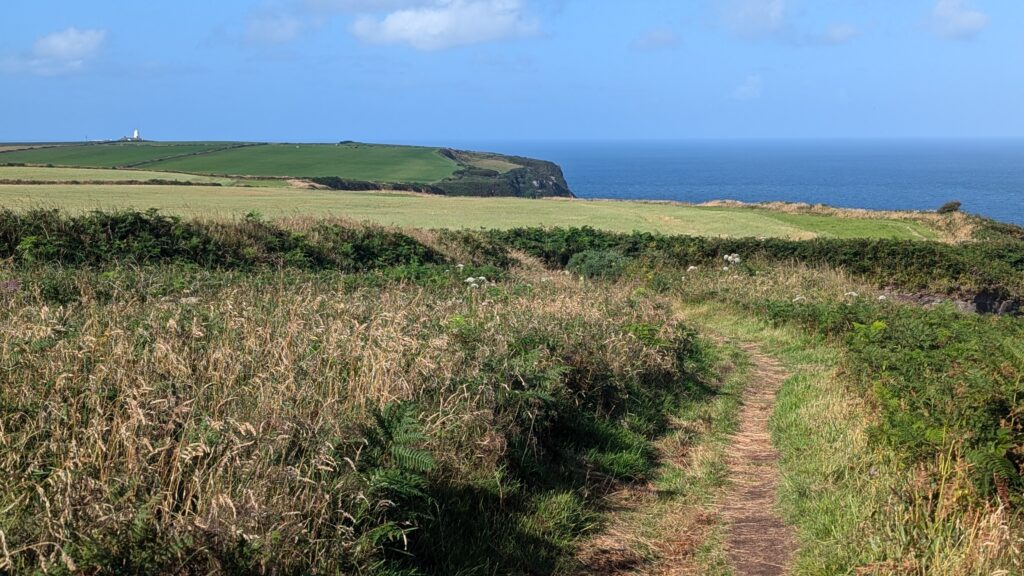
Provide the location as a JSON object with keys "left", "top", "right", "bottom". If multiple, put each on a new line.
{"left": 0, "top": 166, "right": 236, "bottom": 185}
{"left": 0, "top": 142, "right": 461, "bottom": 182}
{"left": 0, "top": 142, "right": 234, "bottom": 168}
{"left": 141, "top": 143, "right": 460, "bottom": 181}
{"left": 0, "top": 183, "right": 939, "bottom": 239}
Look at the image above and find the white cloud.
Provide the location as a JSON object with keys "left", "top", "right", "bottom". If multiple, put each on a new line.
{"left": 630, "top": 28, "right": 681, "bottom": 51}
{"left": 726, "top": 0, "right": 786, "bottom": 35}
{"left": 350, "top": 0, "right": 539, "bottom": 50}
{"left": 933, "top": 0, "right": 988, "bottom": 40}
{"left": 733, "top": 74, "right": 763, "bottom": 101}
{"left": 1, "top": 27, "right": 107, "bottom": 76}
{"left": 246, "top": 14, "right": 305, "bottom": 44}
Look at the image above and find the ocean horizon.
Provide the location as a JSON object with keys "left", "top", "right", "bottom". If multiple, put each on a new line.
{"left": 452, "top": 139, "right": 1024, "bottom": 226}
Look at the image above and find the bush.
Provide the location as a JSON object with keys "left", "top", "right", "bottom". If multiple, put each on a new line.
{"left": 938, "top": 200, "right": 963, "bottom": 214}
{"left": 489, "top": 226, "right": 1024, "bottom": 300}
{"left": 0, "top": 208, "right": 445, "bottom": 272}
{"left": 567, "top": 249, "right": 631, "bottom": 280}
{"left": 758, "top": 298, "right": 1023, "bottom": 505}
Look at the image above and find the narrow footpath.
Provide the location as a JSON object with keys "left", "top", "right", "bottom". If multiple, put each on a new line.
{"left": 719, "top": 343, "right": 794, "bottom": 576}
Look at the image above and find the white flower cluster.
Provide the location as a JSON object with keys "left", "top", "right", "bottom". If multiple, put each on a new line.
{"left": 723, "top": 253, "right": 742, "bottom": 265}
{"left": 465, "top": 276, "right": 488, "bottom": 289}
{"left": 687, "top": 265, "right": 699, "bottom": 272}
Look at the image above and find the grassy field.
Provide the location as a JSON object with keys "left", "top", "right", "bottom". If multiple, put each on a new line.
{"left": 139, "top": 143, "right": 460, "bottom": 180}
{"left": 0, "top": 183, "right": 941, "bottom": 239}
{"left": 0, "top": 166, "right": 236, "bottom": 185}
{"left": 0, "top": 142, "right": 573, "bottom": 197}
{"left": 0, "top": 142, "right": 234, "bottom": 168}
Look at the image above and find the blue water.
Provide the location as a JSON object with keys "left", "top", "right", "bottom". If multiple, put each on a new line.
{"left": 459, "top": 140, "right": 1024, "bottom": 225}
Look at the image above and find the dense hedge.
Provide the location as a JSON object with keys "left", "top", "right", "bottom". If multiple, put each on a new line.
{"left": 0, "top": 209, "right": 444, "bottom": 271}
{"left": 489, "top": 226, "right": 1024, "bottom": 303}
{"left": 309, "top": 177, "right": 444, "bottom": 194}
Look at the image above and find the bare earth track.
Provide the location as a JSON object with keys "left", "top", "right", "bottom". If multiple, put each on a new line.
{"left": 720, "top": 344, "right": 795, "bottom": 576}
{"left": 573, "top": 337, "right": 796, "bottom": 576}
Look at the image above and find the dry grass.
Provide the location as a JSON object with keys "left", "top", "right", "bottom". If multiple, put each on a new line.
{"left": 0, "top": 256, "right": 699, "bottom": 573}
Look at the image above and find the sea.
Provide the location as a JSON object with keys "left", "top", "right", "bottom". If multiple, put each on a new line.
{"left": 457, "top": 140, "right": 1024, "bottom": 226}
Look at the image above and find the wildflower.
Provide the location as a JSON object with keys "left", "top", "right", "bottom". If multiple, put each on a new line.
{"left": 793, "top": 296, "right": 807, "bottom": 303}
{"left": 464, "top": 277, "right": 477, "bottom": 284}
{"left": 456, "top": 264, "right": 465, "bottom": 270}
{"left": 723, "top": 253, "right": 742, "bottom": 265}
{"left": 476, "top": 276, "right": 488, "bottom": 283}
{"left": 878, "top": 295, "right": 888, "bottom": 301}
{"left": 180, "top": 297, "right": 201, "bottom": 305}
{"left": 845, "top": 291, "right": 859, "bottom": 298}
{"left": 722, "top": 266, "right": 730, "bottom": 271}
{"left": 687, "top": 265, "right": 698, "bottom": 272}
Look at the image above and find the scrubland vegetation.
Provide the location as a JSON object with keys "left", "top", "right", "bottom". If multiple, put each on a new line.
{"left": 1, "top": 209, "right": 1022, "bottom": 574}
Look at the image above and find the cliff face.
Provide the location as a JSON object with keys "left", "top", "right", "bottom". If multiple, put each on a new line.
{"left": 435, "top": 149, "right": 574, "bottom": 198}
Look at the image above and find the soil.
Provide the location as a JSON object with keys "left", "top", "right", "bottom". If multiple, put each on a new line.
{"left": 719, "top": 344, "right": 795, "bottom": 576}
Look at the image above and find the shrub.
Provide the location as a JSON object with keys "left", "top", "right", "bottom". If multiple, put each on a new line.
{"left": 567, "top": 249, "right": 631, "bottom": 280}
{"left": 938, "top": 200, "right": 963, "bottom": 214}
{"left": 0, "top": 209, "right": 445, "bottom": 272}
{"left": 490, "top": 226, "right": 1024, "bottom": 299}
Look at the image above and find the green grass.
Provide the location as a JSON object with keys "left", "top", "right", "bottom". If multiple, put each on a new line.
{"left": 0, "top": 166, "right": 234, "bottom": 184}
{"left": 139, "top": 143, "right": 461, "bottom": 181}
{"left": 0, "top": 166, "right": 291, "bottom": 188}
{"left": 0, "top": 142, "right": 234, "bottom": 168}
{"left": 0, "top": 184, "right": 939, "bottom": 240}
{"left": 760, "top": 210, "right": 937, "bottom": 239}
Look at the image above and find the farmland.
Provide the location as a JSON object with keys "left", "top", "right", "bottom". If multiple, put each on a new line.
{"left": 0, "top": 166, "right": 237, "bottom": 185}
{"left": 0, "top": 183, "right": 945, "bottom": 239}
{"left": 0, "top": 141, "right": 572, "bottom": 197}
{"left": 0, "top": 142, "right": 236, "bottom": 168}
{"left": 139, "top": 143, "right": 461, "bottom": 181}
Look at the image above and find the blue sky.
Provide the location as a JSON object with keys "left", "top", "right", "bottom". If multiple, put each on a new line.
{"left": 2, "top": 0, "right": 1022, "bottom": 142}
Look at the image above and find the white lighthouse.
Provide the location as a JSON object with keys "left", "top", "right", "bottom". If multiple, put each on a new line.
{"left": 132, "top": 128, "right": 141, "bottom": 141}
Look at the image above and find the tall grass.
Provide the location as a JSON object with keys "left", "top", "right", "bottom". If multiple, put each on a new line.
{"left": 0, "top": 256, "right": 715, "bottom": 574}
{"left": 666, "top": 263, "right": 1024, "bottom": 574}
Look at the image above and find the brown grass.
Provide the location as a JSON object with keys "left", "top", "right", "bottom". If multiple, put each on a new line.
{"left": 0, "top": 256, "right": 697, "bottom": 573}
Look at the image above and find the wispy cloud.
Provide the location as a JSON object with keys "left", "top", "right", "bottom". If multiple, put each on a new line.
{"left": 933, "top": 0, "right": 988, "bottom": 40}
{"left": 1, "top": 27, "right": 107, "bottom": 76}
{"left": 630, "top": 28, "right": 681, "bottom": 51}
{"left": 725, "top": 0, "right": 787, "bottom": 36}
{"left": 350, "top": 0, "right": 539, "bottom": 51}
{"left": 733, "top": 73, "right": 763, "bottom": 101}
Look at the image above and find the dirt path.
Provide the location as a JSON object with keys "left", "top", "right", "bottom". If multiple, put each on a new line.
{"left": 720, "top": 343, "right": 794, "bottom": 576}
{"left": 572, "top": 338, "right": 796, "bottom": 576}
